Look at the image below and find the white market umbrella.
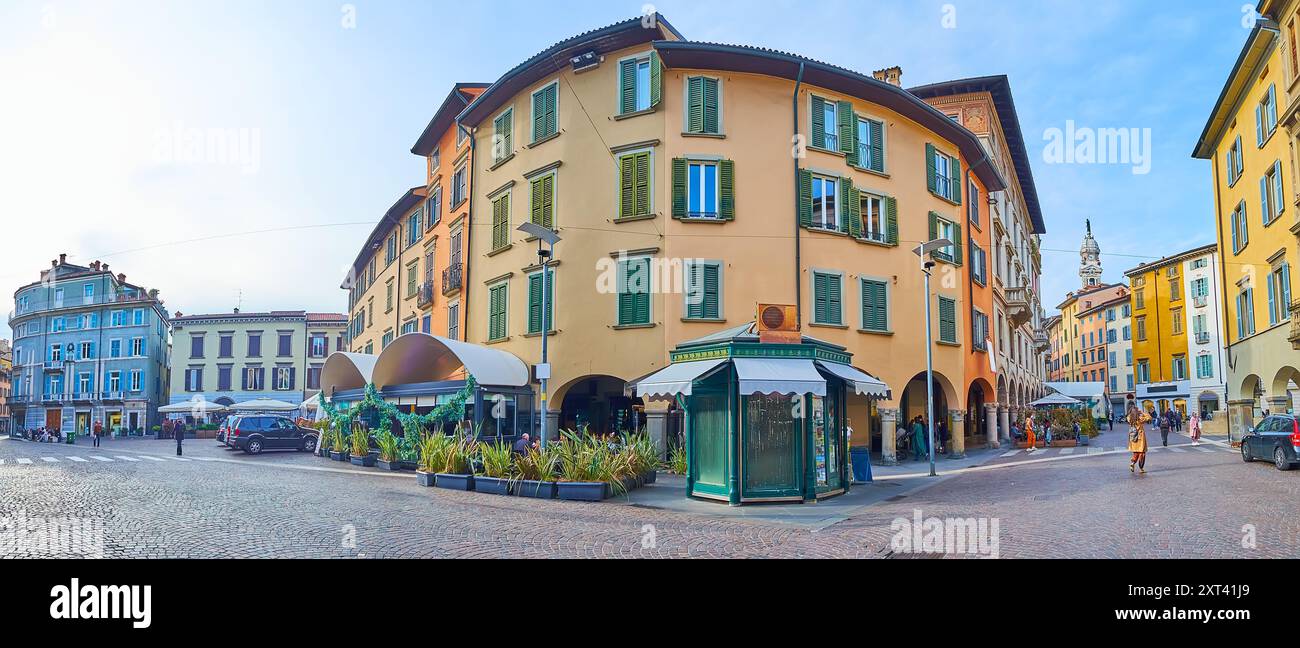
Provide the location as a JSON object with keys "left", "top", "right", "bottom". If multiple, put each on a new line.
{"left": 158, "top": 399, "right": 228, "bottom": 414}
{"left": 1028, "top": 393, "right": 1082, "bottom": 408}
{"left": 230, "top": 398, "right": 300, "bottom": 412}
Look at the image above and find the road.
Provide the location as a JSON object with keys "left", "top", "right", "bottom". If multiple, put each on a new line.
{"left": 0, "top": 426, "right": 1294, "bottom": 558}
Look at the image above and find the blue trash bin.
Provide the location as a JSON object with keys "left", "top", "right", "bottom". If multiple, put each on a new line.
{"left": 850, "top": 447, "right": 872, "bottom": 483}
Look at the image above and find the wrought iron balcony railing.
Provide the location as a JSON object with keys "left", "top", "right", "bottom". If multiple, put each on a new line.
{"left": 441, "top": 264, "right": 464, "bottom": 297}
{"left": 416, "top": 280, "right": 435, "bottom": 309}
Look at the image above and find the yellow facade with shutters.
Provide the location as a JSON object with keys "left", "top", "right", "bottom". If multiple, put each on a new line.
{"left": 1126, "top": 263, "right": 1190, "bottom": 393}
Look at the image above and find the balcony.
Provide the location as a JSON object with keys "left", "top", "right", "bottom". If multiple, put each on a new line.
{"left": 1005, "top": 286, "right": 1033, "bottom": 328}
{"left": 1193, "top": 295, "right": 1207, "bottom": 308}
{"left": 42, "top": 393, "right": 68, "bottom": 403}
{"left": 43, "top": 361, "right": 66, "bottom": 371}
{"left": 1290, "top": 301, "right": 1300, "bottom": 350}
{"left": 1195, "top": 332, "right": 1210, "bottom": 345}
{"left": 442, "top": 263, "right": 464, "bottom": 297}
{"left": 1033, "top": 329, "right": 1050, "bottom": 353}
{"left": 8, "top": 291, "right": 155, "bottom": 325}
{"left": 416, "top": 280, "right": 435, "bottom": 309}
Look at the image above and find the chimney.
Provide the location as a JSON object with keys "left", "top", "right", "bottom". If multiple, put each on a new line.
{"left": 872, "top": 66, "right": 902, "bottom": 87}
{"left": 90, "top": 261, "right": 99, "bottom": 271}
{"left": 102, "top": 263, "right": 109, "bottom": 271}
{"left": 58, "top": 253, "right": 67, "bottom": 265}
{"left": 117, "top": 273, "right": 126, "bottom": 284}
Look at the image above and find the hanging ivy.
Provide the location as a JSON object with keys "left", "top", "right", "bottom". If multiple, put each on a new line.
{"left": 318, "top": 376, "right": 479, "bottom": 459}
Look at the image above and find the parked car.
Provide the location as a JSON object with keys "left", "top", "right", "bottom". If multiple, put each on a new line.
{"left": 1241, "top": 414, "right": 1300, "bottom": 471}
{"left": 220, "top": 416, "right": 243, "bottom": 448}
{"left": 216, "top": 417, "right": 234, "bottom": 444}
{"left": 226, "top": 415, "right": 318, "bottom": 455}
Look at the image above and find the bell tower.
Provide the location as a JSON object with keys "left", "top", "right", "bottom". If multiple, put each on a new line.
{"left": 1079, "top": 219, "right": 1103, "bottom": 289}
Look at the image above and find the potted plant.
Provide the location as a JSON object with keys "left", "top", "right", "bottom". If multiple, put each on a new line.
{"left": 415, "top": 432, "right": 447, "bottom": 487}
{"left": 349, "top": 426, "right": 375, "bottom": 467}
{"left": 435, "top": 430, "right": 476, "bottom": 491}
{"left": 554, "top": 431, "right": 614, "bottom": 502}
{"left": 475, "top": 440, "right": 513, "bottom": 495}
{"left": 512, "top": 445, "right": 558, "bottom": 499}
{"left": 627, "top": 432, "right": 660, "bottom": 484}
{"left": 375, "top": 431, "right": 402, "bottom": 471}
{"left": 329, "top": 427, "right": 348, "bottom": 461}
{"left": 668, "top": 445, "right": 688, "bottom": 476}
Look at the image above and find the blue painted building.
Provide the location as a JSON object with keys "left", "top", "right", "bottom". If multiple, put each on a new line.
{"left": 7, "top": 255, "right": 171, "bottom": 436}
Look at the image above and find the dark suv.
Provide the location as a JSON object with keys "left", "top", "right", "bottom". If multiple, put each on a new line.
{"left": 1241, "top": 414, "right": 1300, "bottom": 471}
{"left": 226, "top": 415, "right": 318, "bottom": 455}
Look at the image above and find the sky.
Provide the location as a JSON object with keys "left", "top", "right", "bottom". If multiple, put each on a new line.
{"left": 0, "top": 0, "right": 1258, "bottom": 339}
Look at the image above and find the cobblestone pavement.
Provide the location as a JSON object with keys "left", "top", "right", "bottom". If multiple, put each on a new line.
{"left": 0, "top": 427, "right": 1293, "bottom": 558}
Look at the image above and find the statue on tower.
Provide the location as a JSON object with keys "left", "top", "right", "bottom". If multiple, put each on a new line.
{"left": 1079, "top": 219, "right": 1103, "bottom": 289}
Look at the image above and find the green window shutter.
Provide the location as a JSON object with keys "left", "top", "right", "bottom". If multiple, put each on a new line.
{"left": 1276, "top": 160, "right": 1285, "bottom": 216}
{"left": 634, "top": 152, "right": 650, "bottom": 216}
{"left": 619, "top": 155, "right": 635, "bottom": 219}
{"left": 671, "top": 158, "right": 687, "bottom": 218}
{"left": 650, "top": 52, "right": 662, "bottom": 108}
{"left": 837, "top": 101, "right": 854, "bottom": 155}
{"left": 533, "top": 90, "right": 545, "bottom": 139}
{"left": 798, "top": 169, "right": 813, "bottom": 227}
{"left": 885, "top": 197, "right": 898, "bottom": 245}
{"left": 928, "top": 211, "right": 938, "bottom": 242}
{"left": 925, "top": 143, "right": 937, "bottom": 194}
{"left": 489, "top": 285, "right": 507, "bottom": 340}
{"left": 687, "top": 77, "right": 704, "bottom": 133}
{"left": 828, "top": 274, "right": 842, "bottom": 325}
{"left": 950, "top": 156, "right": 962, "bottom": 204}
{"left": 869, "top": 119, "right": 885, "bottom": 173}
{"left": 952, "top": 222, "right": 963, "bottom": 266}
{"left": 702, "top": 263, "right": 719, "bottom": 319}
{"left": 619, "top": 259, "right": 650, "bottom": 325}
{"left": 544, "top": 85, "right": 557, "bottom": 137}
{"left": 1261, "top": 175, "right": 1269, "bottom": 224}
{"left": 530, "top": 178, "right": 544, "bottom": 226}
{"left": 619, "top": 59, "right": 637, "bottom": 114}
{"left": 528, "top": 274, "right": 543, "bottom": 334}
{"left": 811, "top": 96, "right": 826, "bottom": 148}
{"left": 838, "top": 177, "right": 854, "bottom": 235}
{"left": 719, "top": 159, "right": 735, "bottom": 220}
{"left": 492, "top": 195, "right": 509, "bottom": 250}
{"left": 939, "top": 297, "right": 956, "bottom": 343}
{"left": 702, "top": 77, "right": 719, "bottom": 134}
{"left": 862, "top": 280, "right": 886, "bottom": 331}
{"left": 541, "top": 175, "right": 554, "bottom": 228}
{"left": 843, "top": 180, "right": 861, "bottom": 237}
{"left": 846, "top": 117, "right": 860, "bottom": 167}
{"left": 686, "top": 263, "right": 704, "bottom": 319}
{"left": 813, "top": 273, "right": 828, "bottom": 324}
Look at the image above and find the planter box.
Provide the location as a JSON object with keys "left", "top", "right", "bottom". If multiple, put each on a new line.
{"left": 435, "top": 473, "right": 474, "bottom": 491}
{"left": 350, "top": 455, "right": 376, "bottom": 467}
{"left": 475, "top": 476, "right": 511, "bottom": 496}
{"left": 330, "top": 451, "right": 347, "bottom": 461}
{"left": 556, "top": 481, "right": 608, "bottom": 502}
{"left": 415, "top": 471, "right": 436, "bottom": 487}
{"left": 642, "top": 471, "right": 657, "bottom": 485}
{"left": 399, "top": 460, "right": 419, "bottom": 471}
{"left": 377, "top": 459, "right": 402, "bottom": 471}
{"left": 1050, "top": 439, "right": 1078, "bottom": 448}
{"left": 515, "top": 480, "right": 556, "bottom": 499}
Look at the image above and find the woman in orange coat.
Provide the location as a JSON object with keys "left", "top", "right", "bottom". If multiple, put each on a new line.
{"left": 1126, "top": 401, "right": 1150, "bottom": 473}
{"left": 1025, "top": 415, "right": 1037, "bottom": 452}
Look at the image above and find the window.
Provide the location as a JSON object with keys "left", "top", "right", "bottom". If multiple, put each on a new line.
{"left": 1171, "top": 355, "right": 1187, "bottom": 381}
{"left": 385, "top": 231, "right": 397, "bottom": 265}
{"left": 129, "top": 370, "right": 142, "bottom": 392}
{"left": 970, "top": 242, "right": 987, "bottom": 285}
{"left": 185, "top": 368, "right": 202, "bottom": 392}
{"left": 1227, "top": 136, "right": 1244, "bottom": 186}
{"left": 79, "top": 341, "right": 94, "bottom": 360}
{"left": 1125, "top": 349, "right": 1133, "bottom": 366}
{"left": 812, "top": 272, "right": 842, "bottom": 326}
{"left": 527, "top": 271, "right": 555, "bottom": 333}
{"left": 1230, "top": 201, "right": 1249, "bottom": 254}
{"left": 130, "top": 337, "right": 144, "bottom": 357}
{"left": 529, "top": 173, "right": 555, "bottom": 228}
{"left": 1136, "top": 316, "right": 1147, "bottom": 341}
{"left": 810, "top": 174, "right": 838, "bottom": 230}
{"left": 687, "top": 161, "right": 719, "bottom": 219}
{"left": 492, "top": 108, "right": 513, "bottom": 163}
{"left": 401, "top": 319, "right": 418, "bottom": 335}
{"left": 1267, "top": 262, "right": 1293, "bottom": 325}
{"left": 1191, "top": 277, "right": 1209, "bottom": 299}
{"left": 683, "top": 261, "right": 721, "bottom": 320}
{"left": 937, "top": 296, "right": 957, "bottom": 344}
{"left": 1196, "top": 354, "right": 1214, "bottom": 379}
{"left": 1169, "top": 278, "right": 1181, "bottom": 301}
{"left": 1109, "top": 351, "right": 1117, "bottom": 369}
{"left": 1127, "top": 374, "right": 1135, "bottom": 391}
{"left": 617, "top": 257, "right": 652, "bottom": 326}
{"left": 381, "top": 330, "right": 394, "bottom": 348}
{"left": 927, "top": 144, "right": 961, "bottom": 203}
{"left": 307, "top": 366, "right": 321, "bottom": 390}
{"left": 1262, "top": 161, "right": 1285, "bottom": 224}
{"left": 972, "top": 309, "right": 989, "bottom": 351}
{"left": 190, "top": 335, "right": 204, "bottom": 359}
{"left": 1134, "top": 290, "right": 1146, "bottom": 310}
{"left": 247, "top": 332, "right": 262, "bottom": 358}
{"left": 219, "top": 334, "right": 233, "bottom": 358}
{"left": 451, "top": 164, "right": 468, "bottom": 206}
{"left": 386, "top": 282, "right": 394, "bottom": 311}
{"left": 243, "top": 367, "right": 264, "bottom": 391}
{"left": 860, "top": 193, "right": 891, "bottom": 244}
{"left": 406, "top": 262, "right": 418, "bottom": 297}
{"left": 109, "top": 339, "right": 121, "bottom": 358}
{"left": 685, "top": 75, "right": 720, "bottom": 134}
{"left": 456, "top": 123, "right": 467, "bottom": 148}
{"left": 491, "top": 192, "right": 511, "bottom": 250}
{"left": 853, "top": 116, "right": 885, "bottom": 173}
{"left": 812, "top": 96, "right": 838, "bottom": 150}
{"left": 427, "top": 187, "right": 442, "bottom": 229}
{"left": 1171, "top": 308, "right": 1183, "bottom": 335}
{"left": 310, "top": 335, "right": 327, "bottom": 358}
{"left": 447, "top": 302, "right": 460, "bottom": 341}
{"left": 1191, "top": 258, "right": 1208, "bottom": 270}
{"left": 110, "top": 311, "right": 124, "bottom": 326}
{"left": 531, "top": 81, "right": 558, "bottom": 142}
{"left": 406, "top": 210, "right": 421, "bottom": 247}
{"left": 1136, "top": 360, "right": 1150, "bottom": 384}
{"left": 1110, "top": 375, "right": 1118, "bottom": 392}
{"left": 217, "top": 366, "right": 232, "bottom": 391}
{"left": 488, "top": 282, "right": 509, "bottom": 340}
{"left": 931, "top": 214, "right": 961, "bottom": 263}
{"left": 274, "top": 367, "right": 293, "bottom": 391}
{"left": 1238, "top": 288, "right": 1257, "bottom": 337}
{"left": 967, "top": 179, "right": 980, "bottom": 227}
{"left": 278, "top": 332, "right": 292, "bottom": 357}
{"left": 860, "top": 279, "right": 889, "bottom": 332}
{"left": 619, "top": 52, "right": 660, "bottom": 114}
{"left": 617, "top": 150, "right": 652, "bottom": 219}
{"left": 1257, "top": 83, "right": 1278, "bottom": 146}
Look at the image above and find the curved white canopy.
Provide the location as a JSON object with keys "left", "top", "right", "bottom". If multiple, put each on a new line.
{"left": 370, "top": 333, "right": 529, "bottom": 389}
{"left": 320, "top": 352, "right": 379, "bottom": 395}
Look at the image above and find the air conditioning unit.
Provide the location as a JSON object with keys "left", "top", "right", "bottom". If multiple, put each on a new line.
{"left": 756, "top": 304, "right": 799, "bottom": 344}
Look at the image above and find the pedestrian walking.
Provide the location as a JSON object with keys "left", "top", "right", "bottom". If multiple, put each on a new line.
{"left": 1025, "top": 415, "right": 1037, "bottom": 452}
{"left": 911, "top": 416, "right": 926, "bottom": 461}
{"left": 1126, "top": 399, "right": 1149, "bottom": 474}
{"left": 92, "top": 421, "right": 102, "bottom": 448}
{"left": 937, "top": 417, "right": 949, "bottom": 455}
{"left": 1158, "top": 409, "right": 1172, "bottom": 447}
{"left": 174, "top": 419, "right": 185, "bottom": 457}
{"left": 1189, "top": 412, "right": 1202, "bottom": 446}
{"left": 1174, "top": 409, "right": 1183, "bottom": 433}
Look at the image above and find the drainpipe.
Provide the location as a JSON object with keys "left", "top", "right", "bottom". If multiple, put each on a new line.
{"left": 1210, "top": 154, "right": 1235, "bottom": 389}
{"left": 792, "top": 62, "right": 805, "bottom": 326}
{"left": 464, "top": 124, "right": 476, "bottom": 343}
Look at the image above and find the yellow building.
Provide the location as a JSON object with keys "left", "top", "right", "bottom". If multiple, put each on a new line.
{"left": 1193, "top": 3, "right": 1300, "bottom": 439}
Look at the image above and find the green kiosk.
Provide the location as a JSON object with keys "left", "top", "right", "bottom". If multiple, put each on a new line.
{"left": 634, "top": 323, "right": 888, "bottom": 505}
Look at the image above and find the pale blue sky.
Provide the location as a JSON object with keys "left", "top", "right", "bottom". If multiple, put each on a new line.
{"left": 0, "top": 0, "right": 1256, "bottom": 338}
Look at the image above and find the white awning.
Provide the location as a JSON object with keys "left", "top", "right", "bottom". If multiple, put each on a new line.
{"left": 371, "top": 333, "right": 529, "bottom": 388}
{"left": 815, "top": 361, "right": 890, "bottom": 398}
{"left": 158, "top": 399, "right": 227, "bottom": 414}
{"left": 230, "top": 398, "right": 300, "bottom": 412}
{"left": 734, "top": 358, "right": 825, "bottom": 396}
{"left": 634, "top": 358, "right": 727, "bottom": 398}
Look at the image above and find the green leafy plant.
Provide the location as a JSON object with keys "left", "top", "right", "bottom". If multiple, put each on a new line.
{"left": 329, "top": 426, "right": 346, "bottom": 453}
{"left": 417, "top": 432, "right": 450, "bottom": 473}
{"left": 555, "top": 430, "right": 623, "bottom": 491}
{"left": 350, "top": 423, "right": 371, "bottom": 457}
{"left": 669, "top": 445, "right": 688, "bottom": 475}
{"left": 478, "top": 440, "right": 514, "bottom": 478}
{"left": 513, "top": 445, "right": 558, "bottom": 482}
{"left": 375, "top": 430, "right": 401, "bottom": 462}
{"left": 439, "top": 426, "right": 478, "bottom": 475}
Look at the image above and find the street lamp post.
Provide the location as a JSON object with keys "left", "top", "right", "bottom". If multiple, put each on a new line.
{"left": 517, "top": 222, "right": 560, "bottom": 448}
{"left": 913, "top": 238, "right": 953, "bottom": 478}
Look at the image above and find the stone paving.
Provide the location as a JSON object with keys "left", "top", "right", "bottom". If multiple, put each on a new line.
{"left": 0, "top": 426, "right": 1294, "bottom": 558}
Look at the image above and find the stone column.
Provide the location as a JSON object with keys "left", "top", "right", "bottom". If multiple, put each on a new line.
{"left": 948, "top": 409, "right": 966, "bottom": 458}
{"left": 985, "top": 403, "right": 1000, "bottom": 448}
{"left": 999, "top": 406, "right": 1011, "bottom": 445}
{"left": 880, "top": 407, "right": 899, "bottom": 465}
{"left": 643, "top": 400, "right": 671, "bottom": 459}
{"left": 545, "top": 410, "right": 561, "bottom": 443}
{"left": 1227, "top": 399, "right": 1254, "bottom": 445}
{"left": 1266, "top": 395, "right": 1292, "bottom": 416}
